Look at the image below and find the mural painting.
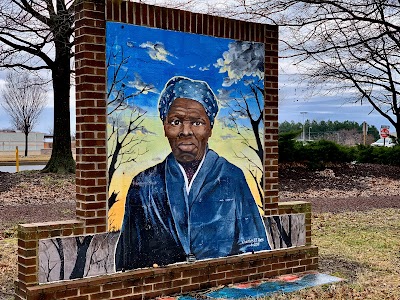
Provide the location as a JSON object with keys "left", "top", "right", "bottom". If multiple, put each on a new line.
{"left": 265, "top": 214, "right": 306, "bottom": 250}
{"left": 106, "top": 22, "right": 269, "bottom": 270}
{"left": 36, "top": 22, "right": 307, "bottom": 284}
{"left": 39, "top": 232, "right": 119, "bottom": 283}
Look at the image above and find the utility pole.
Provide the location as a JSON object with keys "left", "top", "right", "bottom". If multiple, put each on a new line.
{"left": 300, "top": 112, "right": 307, "bottom": 142}
{"left": 362, "top": 122, "right": 368, "bottom": 145}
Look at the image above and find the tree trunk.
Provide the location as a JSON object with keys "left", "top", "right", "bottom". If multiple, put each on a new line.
{"left": 395, "top": 118, "right": 400, "bottom": 144}
{"left": 24, "top": 132, "right": 28, "bottom": 157}
{"left": 42, "top": 38, "right": 75, "bottom": 173}
{"left": 69, "top": 236, "right": 93, "bottom": 279}
{"left": 55, "top": 238, "right": 65, "bottom": 280}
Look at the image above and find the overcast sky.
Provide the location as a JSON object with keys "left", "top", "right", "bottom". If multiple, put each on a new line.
{"left": 0, "top": 68, "right": 390, "bottom": 135}
{"left": 0, "top": 0, "right": 394, "bottom": 135}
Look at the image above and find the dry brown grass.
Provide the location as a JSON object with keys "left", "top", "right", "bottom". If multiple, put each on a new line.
{"left": 265, "top": 208, "right": 400, "bottom": 299}
{"left": 0, "top": 238, "right": 17, "bottom": 300}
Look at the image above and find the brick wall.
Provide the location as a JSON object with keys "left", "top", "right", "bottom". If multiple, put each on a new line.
{"left": 24, "top": 246, "right": 318, "bottom": 300}
{"left": 15, "top": 210, "right": 317, "bottom": 300}
{"left": 74, "top": 0, "right": 279, "bottom": 233}
{"left": 15, "top": 221, "right": 84, "bottom": 300}
{"left": 14, "top": 1, "right": 316, "bottom": 299}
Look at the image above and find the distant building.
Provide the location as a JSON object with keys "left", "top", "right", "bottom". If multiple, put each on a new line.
{"left": 42, "top": 135, "right": 76, "bottom": 155}
{"left": 0, "top": 131, "right": 45, "bottom": 155}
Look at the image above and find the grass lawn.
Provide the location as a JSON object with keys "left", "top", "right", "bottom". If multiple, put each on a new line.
{"left": 1, "top": 208, "right": 399, "bottom": 299}
{"left": 267, "top": 208, "right": 400, "bottom": 299}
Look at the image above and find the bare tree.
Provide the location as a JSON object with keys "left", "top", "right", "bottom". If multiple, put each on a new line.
{"left": 237, "top": 0, "right": 400, "bottom": 139}
{"left": 1, "top": 71, "right": 47, "bottom": 156}
{"left": 226, "top": 81, "right": 264, "bottom": 205}
{"left": 50, "top": 238, "right": 65, "bottom": 281}
{"left": 39, "top": 240, "right": 60, "bottom": 283}
{"left": 107, "top": 47, "right": 153, "bottom": 211}
{"left": 69, "top": 236, "right": 93, "bottom": 280}
{"left": 215, "top": 40, "right": 265, "bottom": 207}
{"left": 0, "top": 0, "right": 75, "bottom": 171}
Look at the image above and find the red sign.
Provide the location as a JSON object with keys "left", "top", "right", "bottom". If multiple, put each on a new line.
{"left": 380, "top": 127, "right": 390, "bottom": 138}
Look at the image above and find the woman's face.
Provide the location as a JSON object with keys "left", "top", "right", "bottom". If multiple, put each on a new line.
{"left": 164, "top": 98, "right": 212, "bottom": 163}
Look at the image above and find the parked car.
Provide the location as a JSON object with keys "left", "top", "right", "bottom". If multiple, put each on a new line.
{"left": 371, "top": 138, "right": 396, "bottom": 147}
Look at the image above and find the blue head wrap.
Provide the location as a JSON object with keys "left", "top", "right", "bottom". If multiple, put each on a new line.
{"left": 158, "top": 76, "right": 219, "bottom": 126}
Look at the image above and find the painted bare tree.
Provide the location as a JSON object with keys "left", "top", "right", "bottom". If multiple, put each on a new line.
{"left": 107, "top": 46, "right": 156, "bottom": 214}
{"left": 215, "top": 41, "right": 265, "bottom": 206}
{"left": 69, "top": 236, "right": 93, "bottom": 280}
{"left": 0, "top": 0, "right": 75, "bottom": 172}
{"left": 265, "top": 214, "right": 306, "bottom": 250}
{"left": 39, "top": 239, "right": 63, "bottom": 282}
{"left": 84, "top": 232, "right": 119, "bottom": 277}
{"left": 39, "top": 232, "right": 120, "bottom": 283}
{"left": 1, "top": 71, "right": 47, "bottom": 156}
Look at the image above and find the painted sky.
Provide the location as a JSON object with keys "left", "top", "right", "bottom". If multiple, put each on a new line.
{"left": 106, "top": 22, "right": 263, "bottom": 122}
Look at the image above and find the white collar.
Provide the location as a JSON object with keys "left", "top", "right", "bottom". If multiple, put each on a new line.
{"left": 177, "top": 154, "right": 206, "bottom": 194}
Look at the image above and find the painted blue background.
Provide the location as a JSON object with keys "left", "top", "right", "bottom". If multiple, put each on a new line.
{"left": 106, "top": 22, "right": 264, "bottom": 124}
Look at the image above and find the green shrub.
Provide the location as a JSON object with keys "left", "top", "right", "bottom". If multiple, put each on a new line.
{"left": 304, "top": 140, "right": 352, "bottom": 163}
{"left": 355, "top": 144, "right": 400, "bottom": 166}
{"left": 278, "top": 130, "right": 302, "bottom": 162}
{"left": 278, "top": 134, "right": 400, "bottom": 167}
{"left": 279, "top": 137, "right": 354, "bottom": 165}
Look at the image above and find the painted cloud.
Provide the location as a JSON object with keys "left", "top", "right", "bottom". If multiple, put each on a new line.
{"left": 215, "top": 41, "right": 264, "bottom": 87}
{"left": 139, "top": 41, "right": 175, "bottom": 65}
{"left": 127, "top": 73, "right": 158, "bottom": 95}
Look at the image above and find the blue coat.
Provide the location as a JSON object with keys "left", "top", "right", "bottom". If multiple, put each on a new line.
{"left": 115, "top": 150, "right": 270, "bottom": 271}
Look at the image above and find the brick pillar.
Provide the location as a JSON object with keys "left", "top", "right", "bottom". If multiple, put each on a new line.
{"left": 263, "top": 27, "right": 279, "bottom": 216}
{"left": 75, "top": 0, "right": 108, "bottom": 234}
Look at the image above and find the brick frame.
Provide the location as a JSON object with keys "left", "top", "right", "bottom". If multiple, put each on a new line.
{"left": 74, "top": 0, "right": 279, "bottom": 233}
{"left": 14, "top": 1, "right": 316, "bottom": 300}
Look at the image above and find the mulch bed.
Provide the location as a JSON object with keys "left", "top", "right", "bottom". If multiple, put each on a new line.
{"left": 0, "top": 163, "right": 399, "bottom": 238}
{"left": 279, "top": 163, "right": 400, "bottom": 213}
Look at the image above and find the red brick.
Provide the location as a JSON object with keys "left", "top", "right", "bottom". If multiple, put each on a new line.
{"left": 182, "top": 269, "right": 199, "bottom": 277}
{"left": 172, "top": 278, "right": 190, "bottom": 287}
{"left": 216, "top": 264, "right": 233, "bottom": 272}
{"left": 111, "top": 288, "right": 133, "bottom": 297}
{"left": 225, "top": 270, "right": 242, "bottom": 278}
{"left": 66, "top": 296, "right": 89, "bottom": 300}
{"left": 242, "top": 267, "right": 258, "bottom": 276}
{"left": 209, "top": 272, "right": 225, "bottom": 281}
{"left": 181, "top": 283, "right": 200, "bottom": 293}
{"left": 292, "top": 266, "right": 306, "bottom": 273}
{"left": 80, "top": 285, "right": 101, "bottom": 295}
{"left": 154, "top": 281, "right": 172, "bottom": 291}
{"left": 191, "top": 275, "right": 209, "bottom": 284}
{"left": 90, "top": 292, "right": 111, "bottom": 300}
{"left": 144, "top": 275, "right": 163, "bottom": 284}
